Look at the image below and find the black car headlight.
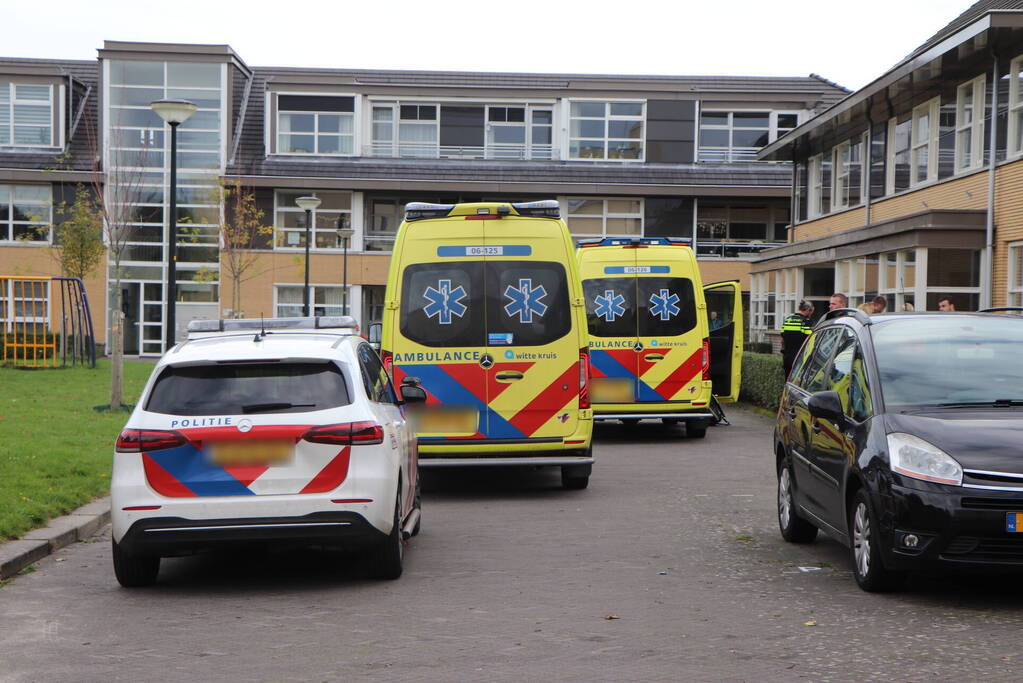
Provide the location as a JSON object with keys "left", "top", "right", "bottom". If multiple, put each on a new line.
{"left": 887, "top": 432, "right": 963, "bottom": 486}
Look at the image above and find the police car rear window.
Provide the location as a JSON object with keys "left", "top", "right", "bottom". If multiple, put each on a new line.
{"left": 145, "top": 362, "right": 351, "bottom": 416}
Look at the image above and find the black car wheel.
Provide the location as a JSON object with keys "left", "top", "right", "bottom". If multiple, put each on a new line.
{"left": 685, "top": 419, "right": 708, "bottom": 439}
{"left": 777, "top": 459, "right": 817, "bottom": 543}
{"left": 369, "top": 489, "right": 404, "bottom": 580}
{"left": 849, "top": 489, "right": 905, "bottom": 592}
{"left": 112, "top": 540, "right": 160, "bottom": 588}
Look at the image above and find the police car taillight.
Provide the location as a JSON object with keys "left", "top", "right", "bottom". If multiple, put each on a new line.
{"left": 303, "top": 422, "right": 384, "bottom": 446}
{"left": 702, "top": 338, "right": 711, "bottom": 381}
{"left": 578, "top": 348, "right": 591, "bottom": 409}
{"left": 115, "top": 429, "right": 188, "bottom": 453}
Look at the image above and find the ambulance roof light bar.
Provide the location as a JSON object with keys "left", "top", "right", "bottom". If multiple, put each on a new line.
{"left": 576, "top": 236, "right": 691, "bottom": 248}
{"left": 187, "top": 316, "right": 359, "bottom": 337}
{"left": 404, "top": 202, "right": 455, "bottom": 221}
{"left": 511, "top": 200, "right": 560, "bottom": 218}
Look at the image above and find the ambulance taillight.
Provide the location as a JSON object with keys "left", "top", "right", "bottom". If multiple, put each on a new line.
{"left": 578, "top": 348, "right": 591, "bottom": 409}
{"left": 701, "top": 338, "right": 711, "bottom": 381}
{"left": 381, "top": 349, "right": 394, "bottom": 382}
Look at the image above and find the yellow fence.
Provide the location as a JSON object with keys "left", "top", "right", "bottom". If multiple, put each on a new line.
{"left": 1, "top": 276, "right": 57, "bottom": 367}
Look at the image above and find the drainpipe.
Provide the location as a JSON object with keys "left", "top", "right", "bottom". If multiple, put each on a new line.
{"left": 864, "top": 99, "right": 873, "bottom": 228}
{"left": 983, "top": 51, "right": 1000, "bottom": 310}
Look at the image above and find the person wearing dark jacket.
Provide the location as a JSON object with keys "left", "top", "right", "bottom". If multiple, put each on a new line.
{"left": 780, "top": 300, "right": 814, "bottom": 377}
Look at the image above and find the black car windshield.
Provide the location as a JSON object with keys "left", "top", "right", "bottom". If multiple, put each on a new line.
{"left": 872, "top": 316, "right": 1023, "bottom": 407}
{"left": 146, "top": 361, "right": 351, "bottom": 415}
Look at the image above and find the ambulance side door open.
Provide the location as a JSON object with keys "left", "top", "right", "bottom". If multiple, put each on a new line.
{"left": 703, "top": 280, "right": 743, "bottom": 402}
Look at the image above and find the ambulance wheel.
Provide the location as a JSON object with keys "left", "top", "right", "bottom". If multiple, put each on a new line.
{"left": 112, "top": 540, "right": 160, "bottom": 588}
{"left": 562, "top": 459, "right": 591, "bottom": 490}
{"left": 369, "top": 490, "right": 404, "bottom": 580}
{"left": 686, "top": 420, "right": 708, "bottom": 439}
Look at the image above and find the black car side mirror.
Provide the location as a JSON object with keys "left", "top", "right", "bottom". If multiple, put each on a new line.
{"left": 399, "top": 377, "right": 427, "bottom": 404}
{"left": 807, "top": 390, "right": 843, "bottom": 422}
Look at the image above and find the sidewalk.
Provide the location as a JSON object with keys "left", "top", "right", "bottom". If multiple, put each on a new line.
{"left": 0, "top": 497, "right": 110, "bottom": 579}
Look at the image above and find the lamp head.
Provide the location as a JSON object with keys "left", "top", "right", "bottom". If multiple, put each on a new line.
{"left": 295, "top": 195, "right": 322, "bottom": 212}
{"left": 150, "top": 99, "right": 198, "bottom": 125}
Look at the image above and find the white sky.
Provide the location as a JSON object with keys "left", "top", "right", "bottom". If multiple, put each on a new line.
{"left": 8, "top": 0, "right": 973, "bottom": 91}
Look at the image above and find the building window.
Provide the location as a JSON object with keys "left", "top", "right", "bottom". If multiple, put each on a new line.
{"left": 486, "top": 105, "right": 553, "bottom": 159}
{"left": 275, "top": 284, "right": 343, "bottom": 318}
{"left": 910, "top": 98, "right": 939, "bottom": 186}
{"left": 274, "top": 190, "right": 352, "bottom": 249}
{"left": 955, "top": 76, "right": 985, "bottom": 172}
{"left": 1009, "top": 242, "right": 1023, "bottom": 306}
{"left": 808, "top": 154, "right": 832, "bottom": 218}
{"left": 564, "top": 197, "right": 643, "bottom": 237}
{"left": 568, "top": 101, "right": 644, "bottom": 161}
{"left": 370, "top": 103, "right": 438, "bottom": 158}
{"left": 276, "top": 95, "right": 355, "bottom": 155}
{"left": 1008, "top": 55, "right": 1023, "bottom": 159}
{"left": 696, "top": 204, "right": 787, "bottom": 258}
{"left": 924, "top": 247, "right": 981, "bottom": 311}
{"left": 0, "top": 184, "right": 51, "bottom": 242}
{"left": 0, "top": 82, "right": 55, "bottom": 147}
{"left": 832, "top": 138, "right": 863, "bottom": 211}
{"left": 698, "top": 111, "right": 799, "bottom": 162}
{"left": 886, "top": 116, "right": 912, "bottom": 194}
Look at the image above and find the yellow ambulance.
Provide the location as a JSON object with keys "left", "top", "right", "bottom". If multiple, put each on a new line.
{"left": 576, "top": 237, "right": 742, "bottom": 437}
{"left": 380, "top": 201, "right": 594, "bottom": 489}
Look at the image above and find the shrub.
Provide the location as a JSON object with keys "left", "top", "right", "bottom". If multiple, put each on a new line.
{"left": 740, "top": 352, "right": 785, "bottom": 412}
{"left": 744, "top": 341, "right": 773, "bottom": 354}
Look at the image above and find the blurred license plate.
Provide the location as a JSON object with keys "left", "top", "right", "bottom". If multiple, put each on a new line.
{"left": 413, "top": 408, "right": 478, "bottom": 434}
{"left": 209, "top": 439, "right": 293, "bottom": 466}
{"left": 1007, "top": 513, "right": 1023, "bottom": 532}
{"left": 591, "top": 378, "right": 634, "bottom": 403}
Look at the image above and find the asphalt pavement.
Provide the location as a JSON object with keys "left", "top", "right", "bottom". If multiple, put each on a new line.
{"left": 2, "top": 405, "right": 1023, "bottom": 682}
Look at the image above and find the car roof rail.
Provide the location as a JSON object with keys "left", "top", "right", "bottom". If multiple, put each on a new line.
{"left": 979, "top": 307, "right": 1023, "bottom": 314}
{"left": 820, "top": 307, "right": 871, "bottom": 325}
{"left": 186, "top": 316, "right": 359, "bottom": 338}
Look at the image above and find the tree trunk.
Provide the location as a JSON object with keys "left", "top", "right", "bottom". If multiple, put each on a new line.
{"left": 110, "top": 309, "right": 123, "bottom": 410}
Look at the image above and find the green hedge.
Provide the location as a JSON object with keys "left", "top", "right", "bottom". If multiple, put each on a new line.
{"left": 739, "top": 352, "right": 785, "bottom": 412}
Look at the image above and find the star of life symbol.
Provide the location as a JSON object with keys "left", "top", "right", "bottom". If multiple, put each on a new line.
{"left": 503, "top": 278, "right": 548, "bottom": 323}
{"left": 423, "top": 279, "right": 468, "bottom": 325}
{"left": 649, "top": 289, "right": 680, "bottom": 321}
{"left": 593, "top": 289, "right": 626, "bottom": 323}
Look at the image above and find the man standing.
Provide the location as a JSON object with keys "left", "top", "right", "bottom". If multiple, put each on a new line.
{"left": 938, "top": 297, "right": 956, "bottom": 311}
{"left": 829, "top": 292, "right": 849, "bottom": 310}
{"left": 781, "top": 300, "right": 814, "bottom": 377}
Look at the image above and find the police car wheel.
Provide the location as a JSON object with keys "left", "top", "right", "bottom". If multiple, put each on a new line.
{"left": 369, "top": 489, "right": 404, "bottom": 580}
{"left": 112, "top": 540, "right": 160, "bottom": 588}
{"left": 685, "top": 420, "right": 708, "bottom": 438}
{"left": 411, "top": 479, "right": 422, "bottom": 537}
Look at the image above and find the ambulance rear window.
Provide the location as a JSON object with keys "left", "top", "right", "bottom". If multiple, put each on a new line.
{"left": 583, "top": 277, "right": 637, "bottom": 338}
{"left": 637, "top": 278, "right": 697, "bottom": 336}
{"left": 400, "top": 262, "right": 485, "bottom": 348}
{"left": 145, "top": 362, "right": 351, "bottom": 415}
{"left": 485, "top": 261, "right": 571, "bottom": 346}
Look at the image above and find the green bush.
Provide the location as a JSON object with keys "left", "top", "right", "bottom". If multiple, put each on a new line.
{"left": 743, "top": 341, "right": 773, "bottom": 354}
{"left": 740, "top": 352, "right": 785, "bottom": 412}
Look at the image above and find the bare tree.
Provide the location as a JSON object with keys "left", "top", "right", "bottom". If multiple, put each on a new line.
{"left": 216, "top": 179, "right": 269, "bottom": 318}
{"left": 45, "top": 185, "right": 105, "bottom": 280}
{"left": 84, "top": 118, "right": 156, "bottom": 409}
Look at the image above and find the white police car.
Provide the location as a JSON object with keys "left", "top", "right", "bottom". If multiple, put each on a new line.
{"left": 110, "top": 317, "right": 423, "bottom": 586}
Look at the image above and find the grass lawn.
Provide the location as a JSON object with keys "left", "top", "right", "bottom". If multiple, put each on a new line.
{"left": 0, "top": 360, "right": 155, "bottom": 540}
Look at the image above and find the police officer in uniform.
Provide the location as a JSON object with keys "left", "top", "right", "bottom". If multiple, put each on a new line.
{"left": 780, "top": 300, "right": 814, "bottom": 377}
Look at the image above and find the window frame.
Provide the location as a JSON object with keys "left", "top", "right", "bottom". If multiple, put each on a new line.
{"left": 1008, "top": 241, "right": 1023, "bottom": 307}
{"left": 954, "top": 75, "right": 986, "bottom": 172}
{"left": 274, "top": 92, "right": 358, "bottom": 157}
{"left": 0, "top": 81, "right": 59, "bottom": 148}
{"left": 910, "top": 97, "right": 939, "bottom": 187}
{"left": 1008, "top": 54, "right": 1023, "bottom": 159}
{"left": 273, "top": 190, "right": 353, "bottom": 252}
{"left": 697, "top": 110, "right": 801, "bottom": 162}
{"left": 561, "top": 196, "right": 644, "bottom": 239}
{"left": 808, "top": 154, "right": 823, "bottom": 219}
{"left": 274, "top": 283, "right": 346, "bottom": 318}
{"left": 0, "top": 183, "right": 52, "bottom": 243}
{"left": 567, "top": 99, "right": 646, "bottom": 162}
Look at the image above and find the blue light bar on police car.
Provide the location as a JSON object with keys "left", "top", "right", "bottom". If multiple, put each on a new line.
{"left": 186, "top": 316, "right": 359, "bottom": 336}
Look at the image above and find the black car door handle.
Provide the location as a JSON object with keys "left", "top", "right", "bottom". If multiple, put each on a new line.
{"left": 811, "top": 421, "right": 822, "bottom": 434}
{"left": 787, "top": 408, "right": 797, "bottom": 419}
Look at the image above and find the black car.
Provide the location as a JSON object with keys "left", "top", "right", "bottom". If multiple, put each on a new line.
{"left": 775, "top": 308, "right": 1023, "bottom": 591}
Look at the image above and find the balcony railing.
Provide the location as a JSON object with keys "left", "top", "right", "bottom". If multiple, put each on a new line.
{"left": 363, "top": 142, "right": 557, "bottom": 161}
{"left": 696, "top": 147, "right": 764, "bottom": 163}
{"left": 696, "top": 240, "right": 786, "bottom": 259}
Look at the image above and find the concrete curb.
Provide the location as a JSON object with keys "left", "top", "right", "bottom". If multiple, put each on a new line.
{"left": 0, "top": 497, "right": 111, "bottom": 580}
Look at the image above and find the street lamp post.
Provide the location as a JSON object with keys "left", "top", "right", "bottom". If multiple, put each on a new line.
{"left": 151, "top": 99, "right": 197, "bottom": 351}
{"left": 337, "top": 221, "right": 355, "bottom": 318}
{"left": 295, "top": 196, "right": 321, "bottom": 317}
